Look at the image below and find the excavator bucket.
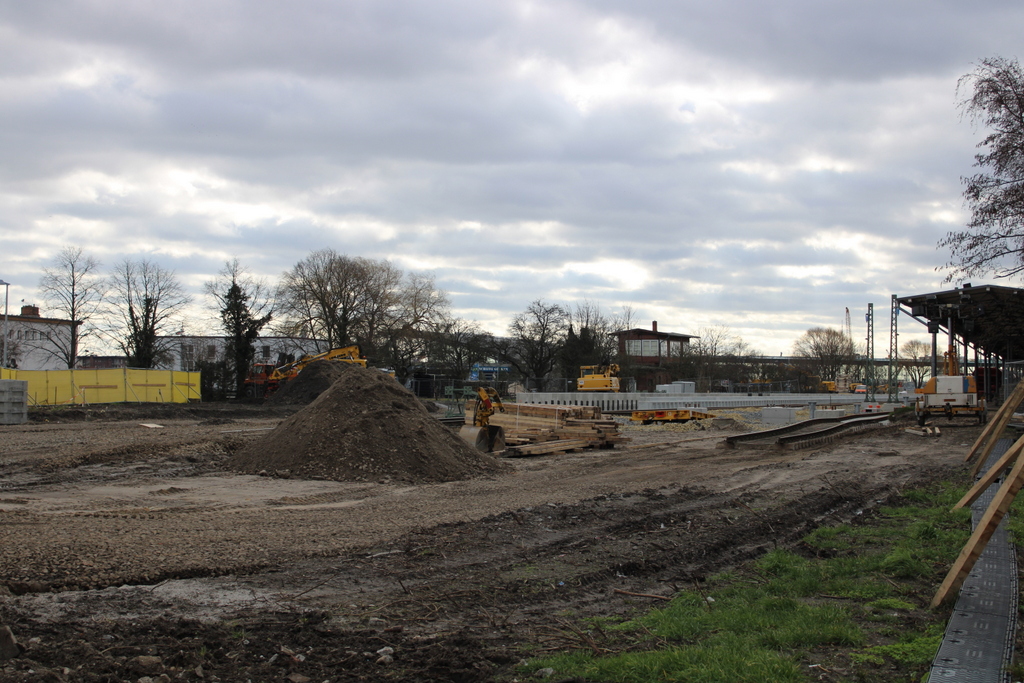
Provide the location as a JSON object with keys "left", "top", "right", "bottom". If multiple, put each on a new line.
{"left": 458, "top": 425, "right": 506, "bottom": 453}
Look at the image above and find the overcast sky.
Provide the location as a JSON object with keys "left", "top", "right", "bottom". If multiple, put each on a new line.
{"left": 1, "top": 0, "right": 1021, "bottom": 355}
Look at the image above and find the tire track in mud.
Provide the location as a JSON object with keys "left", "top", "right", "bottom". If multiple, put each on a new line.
{"left": 262, "top": 474, "right": 924, "bottom": 638}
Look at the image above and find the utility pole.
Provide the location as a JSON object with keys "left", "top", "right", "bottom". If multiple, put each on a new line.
{"left": 0, "top": 279, "right": 9, "bottom": 370}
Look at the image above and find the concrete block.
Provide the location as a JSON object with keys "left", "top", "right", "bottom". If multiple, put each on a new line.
{"left": 814, "top": 409, "right": 847, "bottom": 419}
{"left": 761, "top": 407, "right": 797, "bottom": 424}
{"left": 0, "top": 379, "right": 28, "bottom": 425}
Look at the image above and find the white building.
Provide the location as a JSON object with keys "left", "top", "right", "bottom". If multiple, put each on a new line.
{"left": 1, "top": 305, "right": 81, "bottom": 371}
{"left": 156, "top": 334, "right": 324, "bottom": 371}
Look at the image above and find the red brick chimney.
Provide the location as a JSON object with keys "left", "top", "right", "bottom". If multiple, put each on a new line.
{"left": 20, "top": 305, "right": 40, "bottom": 317}
{"left": 652, "top": 321, "right": 658, "bottom": 333}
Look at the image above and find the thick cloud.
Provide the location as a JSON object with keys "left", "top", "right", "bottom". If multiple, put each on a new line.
{"left": 0, "top": 0, "right": 1015, "bottom": 354}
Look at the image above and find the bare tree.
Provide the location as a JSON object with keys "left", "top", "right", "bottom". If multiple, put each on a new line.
{"left": 560, "top": 300, "right": 621, "bottom": 378}
{"left": 278, "top": 249, "right": 358, "bottom": 349}
{"left": 941, "top": 57, "right": 1024, "bottom": 280}
{"left": 2, "top": 337, "right": 22, "bottom": 369}
{"left": 204, "top": 259, "right": 274, "bottom": 395}
{"left": 496, "top": 300, "right": 568, "bottom": 391}
{"left": 278, "top": 249, "right": 411, "bottom": 356}
{"left": 792, "top": 327, "right": 855, "bottom": 382}
{"left": 354, "top": 260, "right": 405, "bottom": 359}
{"left": 900, "top": 339, "right": 931, "bottom": 387}
{"left": 378, "top": 272, "right": 450, "bottom": 380}
{"left": 429, "top": 314, "right": 492, "bottom": 380}
{"left": 685, "top": 325, "right": 747, "bottom": 391}
{"left": 109, "top": 258, "right": 191, "bottom": 368}
{"left": 37, "top": 246, "right": 105, "bottom": 368}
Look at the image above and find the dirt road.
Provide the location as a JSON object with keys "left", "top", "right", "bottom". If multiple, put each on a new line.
{"left": 0, "top": 405, "right": 972, "bottom": 681}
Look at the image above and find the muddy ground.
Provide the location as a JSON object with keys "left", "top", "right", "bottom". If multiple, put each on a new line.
{"left": 0, "top": 403, "right": 976, "bottom": 682}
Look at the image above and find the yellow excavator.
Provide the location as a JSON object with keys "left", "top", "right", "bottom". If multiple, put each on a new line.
{"left": 578, "top": 364, "right": 620, "bottom": 392}
{"left": 245, "top": 345, "right": 367, "bottom": 398}
{"left": 459, "top": 386, "right": 506, "bottom": 452}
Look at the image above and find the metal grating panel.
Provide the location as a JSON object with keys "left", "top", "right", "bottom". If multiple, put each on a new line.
{"left": 929, "top": 438, "right": 1017, "bottom": 683}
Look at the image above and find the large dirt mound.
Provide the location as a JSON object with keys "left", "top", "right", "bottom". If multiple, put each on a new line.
{"left": 268, "top": 359, "right": 351, "bottom": 405}
{"left": 229, "top": 364, "right": 507, "bottom": 483}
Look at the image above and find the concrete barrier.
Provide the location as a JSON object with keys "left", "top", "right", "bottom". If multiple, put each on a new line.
{"left": 0, "top": 379, "right": 28, "bottom": 425}
{"left": 761, "top": 407, "right": 797, "bottom": 424}
{"left": 516, "top": 391, "right": 865, "bottom": 412}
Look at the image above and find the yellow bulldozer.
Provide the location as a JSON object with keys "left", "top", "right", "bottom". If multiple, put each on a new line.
{"left": 577, "top": 364, "right": 620, "bottom": 392}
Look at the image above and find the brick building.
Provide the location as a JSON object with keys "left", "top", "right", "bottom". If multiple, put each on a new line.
{"left": 612, "top": 321, "right": 697, "bottom": 392}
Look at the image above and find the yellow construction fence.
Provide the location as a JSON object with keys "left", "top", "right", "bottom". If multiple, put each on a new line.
{"left": 0, "top": 368, "right": 201, "bottom": 405}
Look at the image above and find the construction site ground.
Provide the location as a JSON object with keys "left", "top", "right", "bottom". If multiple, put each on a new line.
{"left": 0, "top": 402, "right": 977, "bottom": 682}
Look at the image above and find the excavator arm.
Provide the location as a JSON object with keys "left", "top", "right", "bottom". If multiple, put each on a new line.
{"left": 459, "top": 386, "right": 506, "bottom": 452}
{"left": 247, "top": 344, "right": 368, "bottom": 398}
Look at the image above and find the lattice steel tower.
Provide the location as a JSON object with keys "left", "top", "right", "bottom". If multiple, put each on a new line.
{"left": 865, "top": 303, "right": 875, "bottom": 401}
{"left": 888, "top": 294, "right": 899, "bottom": 404}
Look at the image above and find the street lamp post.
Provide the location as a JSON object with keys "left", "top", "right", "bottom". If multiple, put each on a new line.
{"left": 0, "top": 279, "right": 9, "bottom": 370}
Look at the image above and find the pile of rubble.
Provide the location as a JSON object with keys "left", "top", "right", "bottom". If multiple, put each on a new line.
{"left": 268, "top": 360, "right": 350, "bottom": 405}
{"left": 230, "top": 365, "right": 507, "bottom": 483}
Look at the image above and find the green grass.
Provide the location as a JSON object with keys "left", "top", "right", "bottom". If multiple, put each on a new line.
{"left": 516, "top": 479, "right": 980, "bottom": 683}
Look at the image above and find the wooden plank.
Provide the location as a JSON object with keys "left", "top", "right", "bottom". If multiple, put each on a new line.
{"left": 964, "top": 380, "right": 1024, "bottom": 468}
{"left": 932, "top": 450, "right": 1024, "bottom": 606}
{"left": 553, "top": 426, "right": 606, "bottom": 435}
{"left": 506, "top": 438, "right": 593, "bottom": 456}
{"left": 953, "top": 433, "right": 1024, "bottom": 510}
{"left": 466, "top": 402, "right": 621, "bottom": 447}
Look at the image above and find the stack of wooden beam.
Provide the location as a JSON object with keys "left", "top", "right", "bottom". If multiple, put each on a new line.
{"left": 465, "top": 402, "right": 627, "bottom": 456}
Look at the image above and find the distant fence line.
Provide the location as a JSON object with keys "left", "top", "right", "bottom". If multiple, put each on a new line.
{"left": 0, "top": 368, "right": 201, "bottom": 405}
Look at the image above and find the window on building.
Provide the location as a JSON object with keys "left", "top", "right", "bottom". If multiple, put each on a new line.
{"left": 206, "top": 344, "right": 217, "bottom": 360}
{"left": 670, "top": 341, "right": 682, "bottom": 357}
{"left": 625, "top": 340, "right": 642, "bottom": 356}
{"left": 262, "top": 345, "right": 271, "bottom": 360}
{"left": 641, "top": 339, "right": 661, "bottom": 357}
{"left": 181, "top": 344, "right": 195, "bottom": 371}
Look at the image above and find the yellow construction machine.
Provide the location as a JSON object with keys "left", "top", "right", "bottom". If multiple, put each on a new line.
{"left": 244, "top": 344, "right": 367, "bottom": 398}
{"left": 459, "top": 386, "right": 506, "bottom": 452}
{"left": 578, "top": 364, "right": 620, "bottom": 392}
{"left": 914, "top": 350, "right": 987, "bottom": 426}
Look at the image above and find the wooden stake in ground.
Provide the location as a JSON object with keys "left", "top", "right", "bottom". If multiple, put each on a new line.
{"left": 932, "top": 450, "right": 1024, "bottom": 607}
{"left": 964, "top": 380, "right": 1024, "bottom": 475}
{"left": 953, "top": 432, "right": 1024, "bottom": 510}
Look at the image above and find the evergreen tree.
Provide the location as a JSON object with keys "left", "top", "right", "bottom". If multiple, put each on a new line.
{"left": 205, "top": 260, "right": 274, "bottom": 397}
